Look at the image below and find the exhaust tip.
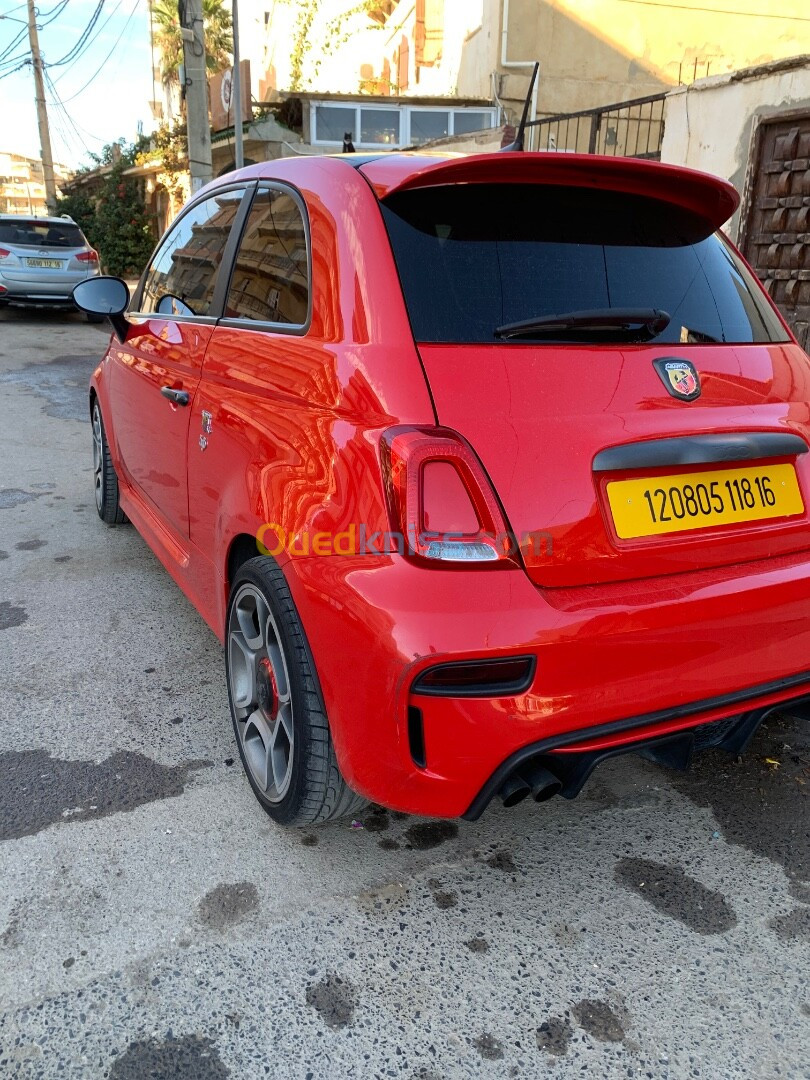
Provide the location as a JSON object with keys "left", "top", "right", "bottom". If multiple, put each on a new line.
{"left": 534, "top": 778, "right": 562, "bottom": 803}
{"left": 499, "top": 773, "right": 531, "bottom": 807}
{"left": 522, "top": 762, "right": 563, "bottom": 803}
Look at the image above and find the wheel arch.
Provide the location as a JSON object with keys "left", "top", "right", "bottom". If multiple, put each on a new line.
{"left": 223, "top": 538, "right": 330, "bottom": 737}
{"left": 226, "top": 532, "right": 263, "bottom": 596}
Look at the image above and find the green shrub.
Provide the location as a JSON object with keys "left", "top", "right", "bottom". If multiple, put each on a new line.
{"left": 57, "top": 141, "right": 156, "bottom": 277}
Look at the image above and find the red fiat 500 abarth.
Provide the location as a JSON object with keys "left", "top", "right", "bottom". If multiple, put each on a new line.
{"left": 76, "top": 152, "right": 810, "bottom": 826}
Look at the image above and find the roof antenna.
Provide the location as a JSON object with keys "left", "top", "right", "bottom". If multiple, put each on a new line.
{"left": 500, "top": 62, "right": 540, "bottom": 152}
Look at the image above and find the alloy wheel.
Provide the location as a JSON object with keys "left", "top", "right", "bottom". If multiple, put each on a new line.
{"left": 227, "top": 583, "right": 295, "bottom": 802}
{"left": 92, "top": 403, "right": 104, "bottom": 513}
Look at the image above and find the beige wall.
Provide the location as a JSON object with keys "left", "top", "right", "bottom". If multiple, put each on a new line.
{"left": 459, "top": 0, "right": 810, "bottom": 119}
{"left": 660, "top": 55, "right": 810, "bottom": 240}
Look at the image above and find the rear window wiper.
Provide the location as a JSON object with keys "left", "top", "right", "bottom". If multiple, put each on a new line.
{"left": 494, "top": 308, "right": 671, "bottom": 341}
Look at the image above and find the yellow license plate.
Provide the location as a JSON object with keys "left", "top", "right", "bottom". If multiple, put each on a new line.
{"left": 607, "top": 463, "right": 804, "bottom": 539}
{"left": 26, "top": 258, "right": 61, "bottom": 269}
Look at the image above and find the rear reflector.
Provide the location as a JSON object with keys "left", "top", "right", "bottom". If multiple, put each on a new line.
{"left": 407, "top": 706, "right": 427, "bottom": 768}
{"left": 412, "top": 656, "right": 536, "bottom": 697}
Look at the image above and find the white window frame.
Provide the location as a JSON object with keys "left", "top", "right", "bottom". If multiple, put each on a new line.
{"left": 310, "top": 101, "right": 498, "bottom": 150}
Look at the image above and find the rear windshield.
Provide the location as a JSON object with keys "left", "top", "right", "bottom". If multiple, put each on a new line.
{"left": 381, "top": 184, "right": 788, "bottom": 345}
{"left": 0, "top": 220, "right": 86, "bottom": 249}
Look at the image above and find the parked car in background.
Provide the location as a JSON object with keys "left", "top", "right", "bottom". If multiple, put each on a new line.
{"left": 74, "top": 151, "right": 810, "bottom": 830}
{"left": 0, "top": 214, "right": 101, "bottom": 318}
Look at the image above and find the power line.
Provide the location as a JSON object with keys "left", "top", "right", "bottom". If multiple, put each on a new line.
{"left": 46, "top": 0, "right": 104, "bottom": 67}
{"left": 53, "top": 0, "right": 125, "bottom": 81}
{"left": 0, "top": 0, "right": 67, "bottom": 71}
{"left": 0, "top": 51, "right": 27, "bottom": 70}
{"left": 45, "top": 66, "right": 103, "bottom": 158}
{"left": 46, "top": 90, "right": 82, "bottom": 160}
{"left": 0, "top": 57, "right": 27, "bottom": 77}
{"left": 59, "top": 0, "right": 138, "bottom": 102}
{"left": 0, "top": 21, "right": 27, "bottom": 61}
{"left": 45, "top": 67, "right": 101, "bottom": 165}
{"left": 39, "top": 0, "right": 71, "bottom": 27}
{"left": 0, "top": 42, "right": 29, "bottom": 70}
{"left": 617, "top": 0, "right": 810, "bottom": 20}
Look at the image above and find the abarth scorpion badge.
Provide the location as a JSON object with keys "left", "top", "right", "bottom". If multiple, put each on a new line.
{"left": 653, "top": 357, "right": 701, "bottom": 401}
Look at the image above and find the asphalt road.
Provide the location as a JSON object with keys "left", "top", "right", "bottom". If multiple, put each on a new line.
{"left": 0, "top": 306, "right": 808, "bottom": 1080}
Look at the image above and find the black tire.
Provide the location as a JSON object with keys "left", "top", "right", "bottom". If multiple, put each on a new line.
{"left": 91, "top": 398, "right": 126, "bottom": 525}
{"left": 225, "top": 557, "right": 368, "bottom": 827}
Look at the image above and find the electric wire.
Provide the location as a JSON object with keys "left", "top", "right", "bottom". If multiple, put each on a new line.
{"left": 45, "top": 66, "right": 103, "bottom": 159}
{"left": 58, "top": 0, "right": 138, "bottom": 102}
{"left": 616, "top": 0, "right": 810, "bottom": 19}
{"left": 53, "top": 0, "right": 124, "bottom": 81}
{"left": 39, "top": 0, "right": 71, "bottom": 27}
{"left": 0, "top": 1, "right": 68, "bottom": 72}
{"left": 46, "top": 0, "right": 104, "bottom": 67}
{"left": 0, "top": 22, "right": 26, "bottom": 62}
{"left": 0, "top": 57, "right": 27, "bottom": 77}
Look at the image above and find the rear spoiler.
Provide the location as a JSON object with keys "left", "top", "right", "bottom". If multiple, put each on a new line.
{"left": 359, "top": 152, "right": 739, "bottom": 231}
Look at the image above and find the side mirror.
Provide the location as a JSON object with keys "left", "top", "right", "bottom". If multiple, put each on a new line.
{"left": 73, "top": 277, "right": 131, "bottom": 343}
{"left": 156, "top": 293, "right": 196, "bottom": 318}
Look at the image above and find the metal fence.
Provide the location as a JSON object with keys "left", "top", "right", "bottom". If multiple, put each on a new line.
{"left": 528, "top": 93, "right": 667, "bottom": 159}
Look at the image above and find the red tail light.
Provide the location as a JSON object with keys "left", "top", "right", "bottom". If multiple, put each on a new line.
{"left": 76, "top": 250, "right": 99, "bottom": 263}
{"left": 0, "top": 248, "right": 10, "bottom": 259}
{"left": 380, "top": 426, "right": 519, "bottom": 566}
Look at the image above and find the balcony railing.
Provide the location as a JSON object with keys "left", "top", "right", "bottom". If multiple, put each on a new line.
{"left": 528, "top": 92, "right": 667, "bottom": 160}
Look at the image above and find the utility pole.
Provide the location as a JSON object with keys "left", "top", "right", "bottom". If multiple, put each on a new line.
{"left": 26, "top": 0, "right": 57, "bottom": 213}
{"left": 180, "top": 0, "right": 213, "bottom": 192}
{"left": 232, "top": 0, "right": 243, "bottom": 170}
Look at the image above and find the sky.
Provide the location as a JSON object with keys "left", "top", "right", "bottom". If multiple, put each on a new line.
{"left": 0, "top": 0, "right": 154, "bottom": 169}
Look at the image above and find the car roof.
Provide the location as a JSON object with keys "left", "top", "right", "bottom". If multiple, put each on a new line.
{"left": 0, "top": 214, "right": 77, "bottom": 225}
{"left": 200, "top": 150, "right": 739, "bottom": 231}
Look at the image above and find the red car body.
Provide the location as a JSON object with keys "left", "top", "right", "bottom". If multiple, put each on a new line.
{"left": 89, "top": 151, "right": 810, "bottom": 819}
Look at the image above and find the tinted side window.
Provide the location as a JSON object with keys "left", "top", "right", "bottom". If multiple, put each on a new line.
{"left": 139, "top": 189, "right": 244, "bottom": 316}
{"left": 224, "top": 187, "right": 309, "bottom": 327}
{"left": 381, "top": 184, "right": 789, "bottom": 345}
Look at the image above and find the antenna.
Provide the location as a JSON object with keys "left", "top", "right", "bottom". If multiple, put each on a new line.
{"left": 500, "top": 62, "right": 540, "bottom": 153}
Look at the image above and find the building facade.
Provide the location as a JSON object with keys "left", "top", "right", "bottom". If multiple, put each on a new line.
{"left": 0, "top": 154, "right": 70, "bottom": 216}
{"left": 257, "top": 0, "right": 483, "bottom": 102}
{"left": 253, "top": 0, "right": 810, "bottom": 124}
{"left": 460, "top": 0, "right": 810, "bottom": 121}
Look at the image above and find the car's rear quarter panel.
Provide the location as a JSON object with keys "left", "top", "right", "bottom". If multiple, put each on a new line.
{"left": 186, "top": 159, "right": 436, "bottom": 636}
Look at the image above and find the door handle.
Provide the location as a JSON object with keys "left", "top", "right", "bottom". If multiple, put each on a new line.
{"left": 160, "top": 386, "right": 189, "bottom": 406}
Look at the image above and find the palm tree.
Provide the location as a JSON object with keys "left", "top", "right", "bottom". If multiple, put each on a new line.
{"left": 152, "top": 0, "right": 234, "bottom": 90}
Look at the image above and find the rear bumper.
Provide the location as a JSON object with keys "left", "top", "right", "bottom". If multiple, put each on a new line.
{"left": 284, "top": 550, "right": 810, "bottom": 817}
{"left": 0, "top": 270, "right": 94, "bottom": 306}
{"left": 463, "top": 696, "right": 806, "bottom": 819}
{"left": 0, "top": 291, "right": 77, "bottom": 308}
